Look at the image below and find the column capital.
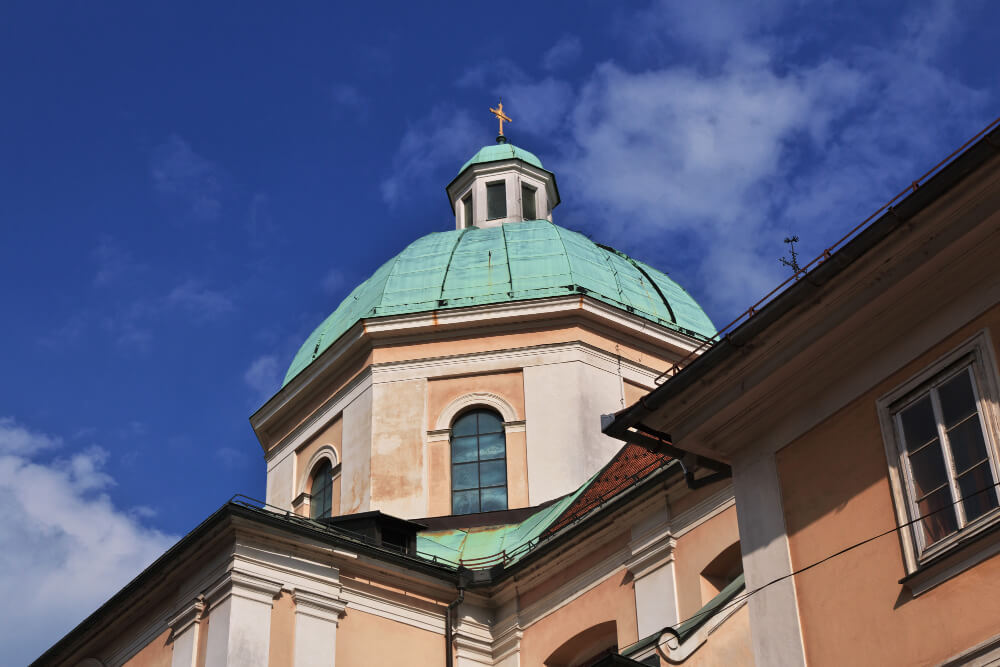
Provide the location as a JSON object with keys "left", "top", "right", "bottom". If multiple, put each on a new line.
{"left": 292, "top": 588, "right": 347, "bottom": 624}
{"left": 204, "top": 569, "right": 283, "bottom": 610}
{"left": 627, "top": 531, "right": 676, "bottom": 579}
{"left": 168, "top": 596, "right": 206, "bottom": 636}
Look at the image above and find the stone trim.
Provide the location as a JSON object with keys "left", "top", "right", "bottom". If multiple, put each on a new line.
{"left": 292, "top": 588, "right": 347, "bottom": 625}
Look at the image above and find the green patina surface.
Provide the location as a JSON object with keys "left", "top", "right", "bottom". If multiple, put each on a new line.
{"left": 284, "top": 220, "right": 716, "bottom": 385}
{"left": 416, "top": 471, "right": 595, "bottom": 567}
{"left": 459, "top": 142, "right": 544, "bottom": 174}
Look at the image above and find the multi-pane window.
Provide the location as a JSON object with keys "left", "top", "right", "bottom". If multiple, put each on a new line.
{"left": 451, "top": 409, "right": 507, "bottom": 514}
{"left": 892, "top": 361, "right": 1000, "bottom": 552}
{"left": 521, "top": 184, "right": 536, "bottom": 220}
{"left": 486, "top": 182, "right": 506, "bottom": 220}
{"left": 310, "top": 459, "right": 334, "bottom": 519}
{"left": 462, "top": 193, "right": 473, "bottom": 228}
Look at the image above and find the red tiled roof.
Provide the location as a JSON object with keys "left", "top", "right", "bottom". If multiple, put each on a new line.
{"left": 544, "top": 443, "right": 671, "bottom": 536}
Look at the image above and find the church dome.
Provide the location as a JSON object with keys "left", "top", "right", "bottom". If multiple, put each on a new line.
{"left": 284, "top": 220, "right": 716, "bottom": 385}
{"left": 459, "top": 143, "right": 544, "bottom": 174}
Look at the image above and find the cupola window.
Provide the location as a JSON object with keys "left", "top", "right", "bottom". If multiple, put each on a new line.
{"left": 310, "top": 459, "right": 334, "bottom": 519}
{"left": 521, "top": 183, "right": 536, "bottom": 220}
{"left": 486, "top": 182, "right": 507, "bottom": 220}
{"left": 451, "top": 409, "right": 507, "bottom": 514}
{"left": 462, "top": 193, "right": 473, "bottom": 228}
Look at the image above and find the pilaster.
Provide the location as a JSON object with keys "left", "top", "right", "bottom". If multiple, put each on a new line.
{"left": 291, "top": 588, "right": 347, "bottom": 667}
{"left": 168, "top": 596, "right": 206, "bottom": 667}
{"left": 203, "top": 570, "right": 283, "bottom": 667}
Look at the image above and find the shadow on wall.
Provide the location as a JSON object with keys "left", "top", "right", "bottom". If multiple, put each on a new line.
{"left": 544, "top": 620, "right": 618, "bottom": 667}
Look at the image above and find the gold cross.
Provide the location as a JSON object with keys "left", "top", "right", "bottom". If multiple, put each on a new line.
{"left": 489, "top": 99, "right": 512, "bottom": 137}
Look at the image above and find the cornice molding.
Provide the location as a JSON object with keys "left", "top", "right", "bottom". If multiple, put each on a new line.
{"left": 291, "top": 588, "right": 347, "bottom": 624}
{"left": 167, "top": 595, "right": 206, "bottom": 637}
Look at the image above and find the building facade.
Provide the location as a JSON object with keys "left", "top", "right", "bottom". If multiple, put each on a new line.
{"left": 35, "top": 136, "right": 746, "bottom": 667}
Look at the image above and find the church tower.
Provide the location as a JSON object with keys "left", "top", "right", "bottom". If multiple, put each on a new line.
{"left": 250, "top": 104, "right": 715, "bottom": 521}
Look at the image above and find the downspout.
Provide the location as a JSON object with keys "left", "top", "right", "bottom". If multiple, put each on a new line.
{"left": 445, "top": 587, "right": 465, "bottom": 667}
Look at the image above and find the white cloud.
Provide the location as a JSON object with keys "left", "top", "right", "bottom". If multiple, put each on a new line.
{"left": 543, "top": 35, "right": 583, "bottom": 71}
{"left": 151, "top": 134, "right": 227, "bottom": 222}
{"left": 244, "top": 354, "right": 282, "bottom": 403}
{"left": 422, "top": 0, "right": 989, "bottom": 320}
{"left": 92, "top": 236, "right": 143, "bottom": 287}
{"left": 0, "top": 419, "right": 176, "bottom": 665}
{"left": 331, "top": 83, "right": 370, "bottom": 118}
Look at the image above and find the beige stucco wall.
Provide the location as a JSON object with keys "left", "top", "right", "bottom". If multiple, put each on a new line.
{"left": 370, "top": 378, "right": 427, "bottom": 517}
{"left": 660, "top": 603, "right": 753, "bottom": 667}
{"left": 336, "top": 608, "right": 444, "bottom": 665}
{"left": 268, "top": 591, "right": 295, "bottom": 667}
{"left": 519, "top": 569, "right": 639, "bottom": 666}
{"left": 673, "top": 506, "right": 740, "bottom": 619}
{"left": 122, "top": 628, "right": 171, "bottom": 667}
{"left": 776, "top": 303, "right": 1000, "bottom": 666}
{"left": 294, "top": 415, "right": 343, "bottom": 516}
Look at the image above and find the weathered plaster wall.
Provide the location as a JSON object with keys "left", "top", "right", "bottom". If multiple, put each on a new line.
{"left": 661, "top": 604, "right": 753, "bottom": 667}
{"left": 777, "top": 304, "right": 1000, "bottom": 666}
{"left": 673, "top": 506, "right": 740, "bottom": 619}
{"left": 121, "top": 629, "right": 171, "bottom": 667}
{"left": 341, "top": 386, "right": 373, "bottom": 515}
{"left": 524, "top": 361, "right": 624, "bottom": 503}
{"left": 370, "top": 378, "right": 427, "bottom": 517}
{"left": 336, "top": 608, "right": 444, "bottom": 666}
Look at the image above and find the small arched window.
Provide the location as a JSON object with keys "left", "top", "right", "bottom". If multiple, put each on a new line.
{"left": 451, "top": 409, "right": 507, "bottom": 514}
{"left": 310, "top": 459, "right": 334, "bottom": 519}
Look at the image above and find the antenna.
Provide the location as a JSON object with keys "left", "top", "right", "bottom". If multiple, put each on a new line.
{"left": 779, "top": 236, "right": 801, "bottom": 275}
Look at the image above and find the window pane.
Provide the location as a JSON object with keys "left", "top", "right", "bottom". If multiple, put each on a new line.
{"left": 481, "top": 486, "right": 508, "bottom": 512}
{"left": 452, "top": 462, "right": 479, "bottom": 490}
{"left": 487, "top": 182, "right": 506, "bottom": 219}
{"left": 900, "top": 397, "right": 938, "bottom": 449}
{"left": 452, "top": 490, "right": 479, "bottom": 515}
{"left": 917, "top": 486, "right": 958, "bottom": 545}
{"left": 478, "top": 432, "right": 506, "bottom": 460}
{"left": 522, "top": 184, "right": 536, "bottom": 220}
{"left": 463, "top": 195, "right": 473, "bottom": 228}
{"left": 939, "top": 370, "right": 978, "bottom": 428}
{"left": 452, "top": 436, "right": 478, "bottom": 463}
{"left": 453, "top": 413, "right": 478, "bottom": 437}
{"left": 477, "top": 410, "right": 504, "bottom": 434}
{"left": 958, "top": 461, "right": 999, "bottom": 522}
{"left": 907, "top": 439, "right": 948, "bottom": 498}
{"left": 480, "top": 460, "right": 507, "bottom": 487}
{"left": 947, "top": 416, "right": 989, "bottom": 474}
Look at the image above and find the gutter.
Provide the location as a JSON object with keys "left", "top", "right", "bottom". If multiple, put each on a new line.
{"left": 602, "top": 122, "right": 1000, "bottom": 459}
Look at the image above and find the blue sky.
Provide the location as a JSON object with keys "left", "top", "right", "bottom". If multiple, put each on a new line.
{"left": 1, "top": 0, "right": 998, "bottom": 661}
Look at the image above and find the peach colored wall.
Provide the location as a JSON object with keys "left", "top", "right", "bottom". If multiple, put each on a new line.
{"left": 520, "top": 570, "right": 639, "bottom": 666}
{"left": 519, "top": 533, "right": 628, "bottom": 610}
{"left": 294, "top": 415, "right": 343, "bottom": 516}
{"left": 673, "top": 506, "right": 740, "bottom": 618}
{"left": 260, "top": 349, "right": 373, "bottom": 452}
{"left": 370, "top": 378, "right": 427, "bottom": 517}
{"left": 374, "top": 323, "right": 676, "bottom": 371}
{"left": 777, "top": 304, "right": 1000, "bottom": 666}
{"left": 426, "top": 371, "right": 529, "bottom": 513}
{"left": 268, "top": 591, "right": 295, "bottom": 667}
{"left": 337, "top": 608, "right": 444, "bottom": 666}
{"left": 624, "top": 380, "right": 652, "bottom": 406}
{"left": 122, "top": 628, "right": 171, "bottom": 667}
{"left": 658, "top": 603, "right": 753, "bottom": 667}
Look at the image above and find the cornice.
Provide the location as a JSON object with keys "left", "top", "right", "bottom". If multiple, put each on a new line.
{"left": 291, "top": 588, "right": 347, "bottom": 624}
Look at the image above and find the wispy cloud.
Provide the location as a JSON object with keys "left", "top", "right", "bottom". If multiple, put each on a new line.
{"left": 166, "top": 280, "right": 236, "bottom": 321}
{"left": 92, "top": 236, "right": 143, "bottom": 287}
{"left": 543, "top": 35, "right": 583, "bottom": 71}
{"left": 244, "top": 354, "right": 282, "bottom": 403}
{"left": 150, "top": 134, "right": 228, "bottom": 222}
{"left": 0, "top": 418, "right": 176, "bottom": 665}
{"left": 331, "top": 83, "right": 370, "bottom": 118}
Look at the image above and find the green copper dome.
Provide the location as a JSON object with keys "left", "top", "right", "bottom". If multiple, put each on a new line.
{"left": 459, "top": 143, "right": 544, "bottom": 174}
{"left": 284, "top": 220, "right": 715, "bottom": 386}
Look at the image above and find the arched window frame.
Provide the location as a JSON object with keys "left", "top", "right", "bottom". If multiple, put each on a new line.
{"left": 450, "top": 408, "right": 508, "bottom": 514}
{"left": 428, "top": 392, "right": 525, "bottom": 515}
{"left": 296, "top": 446, "right": 340, "bottom": 519}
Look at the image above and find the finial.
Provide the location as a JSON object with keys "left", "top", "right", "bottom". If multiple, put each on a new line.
{"left": 490, "top": 98, "right": 512, "bottom": 143}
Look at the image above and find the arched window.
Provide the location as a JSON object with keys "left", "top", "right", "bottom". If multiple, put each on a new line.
{"left": 451, "top": 409, "right": 507, "bottom": 514}
{"left": 310, "top": 459, "right": 334, "bottom": 519}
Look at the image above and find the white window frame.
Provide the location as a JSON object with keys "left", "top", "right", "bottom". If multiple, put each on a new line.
{"left": 877, "top": 330, "right": 1000, "bottom": 575}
